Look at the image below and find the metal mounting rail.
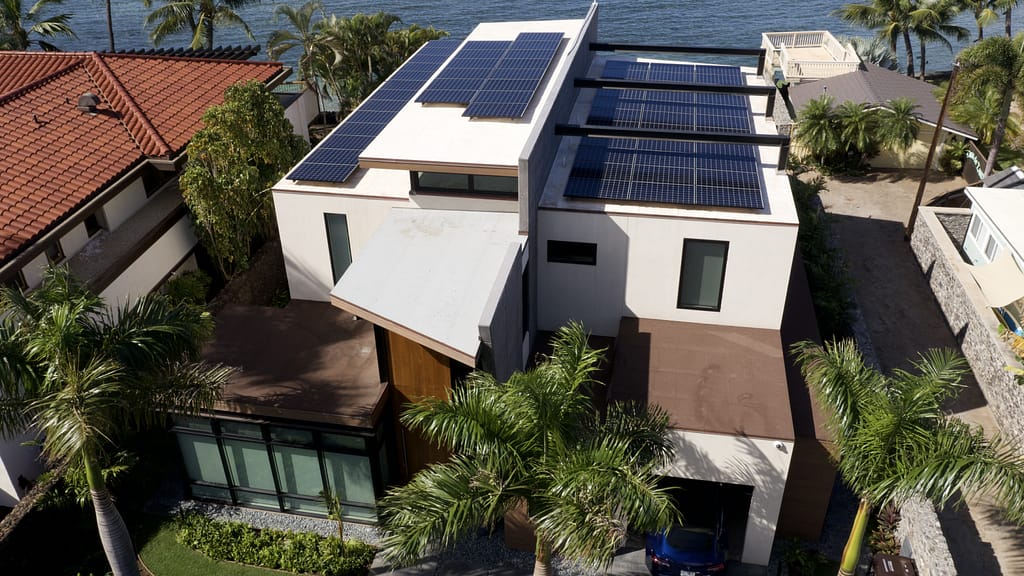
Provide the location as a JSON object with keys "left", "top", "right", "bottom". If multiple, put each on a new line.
{"left": 589, "top": 43, "right": 767, "bottom": 76}
{"left": 574, "top": 78, "right": 777, "bottom": 117}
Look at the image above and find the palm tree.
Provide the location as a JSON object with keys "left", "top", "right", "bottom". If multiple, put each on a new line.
{"left": 267, "top": 1, "right": 327, "bottom": 112}
{"left": 792, "top": 339, "right": 1024, "bottom": 576}
{"left": 956, "top": 33, "right": 1024, "bottom": 176}
{"left": 995, "top": 0, "right": 1020, "bottom": 36}
{"left": 142, "top": 0, "right": 259, "bottom": 50}
{"left": 841, "top": 34, "right": 898, "bottom": 68}
{"left": 0, "top": 0, "right": 74, "bottom": 51}
{"left": 877, "top": 97, "right": 921, "bottom": 152}
{"left": 102, "top": 0, "right": 112, "bottom": 51}
{"left": 834, "top": 0, "right": 916, "bottom": 76}
{"left": 837, "top": 100, "right": 880, "bottom": 162}
{"left": 909, "top": 0, "right": 968, "bottom": 78}
{"left": 950, "top": 84, "right": 1021, "bottom": 144}
{"left": 0, "top": 266, "right": 233, "bottom": 576}
{"left": 961, "top": 0, "right": 1001, "bottom": 40}
{"left": 796, "top": 95, "right": 841, "bottom": 166}
{"left": 378, "top": 323, "right": 679, "bottom": 576}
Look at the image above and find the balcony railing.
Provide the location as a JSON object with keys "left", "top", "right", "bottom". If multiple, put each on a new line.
{"left": 761, "top": 31, "right": 861, "bottom": 82}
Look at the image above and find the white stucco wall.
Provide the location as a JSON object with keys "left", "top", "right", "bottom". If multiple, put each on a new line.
{"left": 20, "top": 252, "right": 49, "bottom": 289}
{"left": 283, "top": 88, "right": 319, "bottom": 143}
{"left": 60, "top": 222, "right": 91, "bottom": 261}
{"left": 0, "top": 433, "right": 42, "bottom": 507}
{"left": 101, "top": 177, "right": 148, "bottom": 231}
{"left": 273, "top": 191, "right": 409, "bottom": 301}
{"left": 665, "top": 430, "right": 793, "bottom": 566}
{"left": 100, "top": 216, "right": 196, "bottom": 307}
{"left": 536, "top": 209, "right": 797, "bottom": 336}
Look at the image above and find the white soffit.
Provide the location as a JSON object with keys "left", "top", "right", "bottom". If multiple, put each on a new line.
{"left": 331, "top": 208, "right": 524, "bottom": 363}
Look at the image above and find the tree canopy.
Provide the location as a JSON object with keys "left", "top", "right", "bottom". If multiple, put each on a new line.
{"left": 0, "top": 0, "right": 74, "bottom": 51}
{"left": 180, "top": 80, "right": 307, "bottom": 279}
{"left": 142, "top": 0, "right": 259, "bottom": 50}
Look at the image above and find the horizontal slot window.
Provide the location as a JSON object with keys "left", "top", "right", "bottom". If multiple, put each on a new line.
{"left": 547, "top": 240, "right": 597, "bottom": 266}
{"left": 413, "top": 172, "right": 517, "bottom": 197}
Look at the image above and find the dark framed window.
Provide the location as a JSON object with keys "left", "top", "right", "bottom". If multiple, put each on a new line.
{"left": 45, "top": 242, "right": 64, "bottom": 264}
{"left": 2, "top": 271, "right": 27, "bottom": 292}
{"left": 324, "top": 213, "right": 353, "bottom": 283}
{"left": 677, "top": 239, "right": 728, "bottom": 311}
{"left": 411, "top": 171, "right": 517, "bottom": 197}
{"left": 547, "top": 240, "right": 597, "bottom": 265}
{"left": 84, "top": 213, "right": 104, "bottom": 237}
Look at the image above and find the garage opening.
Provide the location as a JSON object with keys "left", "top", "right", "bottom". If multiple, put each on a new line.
{"left": 661, "top": 477, "right": 754, "bottom": 564}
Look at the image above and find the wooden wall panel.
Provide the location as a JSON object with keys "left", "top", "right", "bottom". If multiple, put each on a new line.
{"left": 776, "top": 437, "right": 836, "bottom": 540}
{"left": 387, "top": 330, "right": 451, "bottom": 480}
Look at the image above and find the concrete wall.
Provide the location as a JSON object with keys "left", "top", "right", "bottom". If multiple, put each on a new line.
{"left": 20, "top": 252, "right": 48, "bottom": 289}
{"left": 911, "top": 207, "right": 1024, "bottom": 443}
{"left": 283, "top": 87, "right": 319, "bottom": 143}
{"left": 536, "top": 210, "right": 797, "bottom": 336}
{"left": 665, "top": 430, "right": 793, "bottom": 566}
{"left": 0, "top": 433, "right": 42, "bottom": 507}
{"left": 101, "top": 177, "right": 148, "bottom": 231}
{"left": 60, "top": 222, "right": 91, "bottom": 261}
{"left": 897, "top": 496, "right": 957, "bottom": 576}
{"left": 478, "top": 243, "right": 524, "bottom": 381}
{"left": 273, "top": 191, "right": 408, "bottom": 301}
{"left": 100, "top": 215, "right": 196, "bottom": 307}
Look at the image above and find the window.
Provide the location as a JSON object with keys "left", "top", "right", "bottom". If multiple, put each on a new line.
{"left": 547, "top": 240, "right": 597, "bottom": 265}
{"left": 412, "top": 172, "right": 517, "bottom": 197}
{"left": 677, "top": 239, "right": 728, "bottom": 311}
{"left": 985, "top": 235, "right": 1000, "bottom": 261}
{"left": 84, "top": 213, "right": 104, "bottom": 237}
{"left": 45, "top": 242, "right": 64, "bottom": 264}
{"left": 324, "top": 214, "right": 353, "bottom": 283}
{"left": 969, "top": 216, "right": 984, "bottom": 239}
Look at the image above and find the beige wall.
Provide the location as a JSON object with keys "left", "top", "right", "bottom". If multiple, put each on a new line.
{"left": 665, "top": 430, "right": 793, "bottom": 566}
{"left": 99, "top": 216, "right": 196, "bottom": 306}
{"left": 101, "top": 177, "right": 148, "bottom": 231}
{"left": 60, "top": 222, "right": 91, "bottom": 261}
{"left": 536, "top": 209, "right": 797, "bottom": 336}
{"left": 21, "top": 252, "right": 49, "bottom": 289}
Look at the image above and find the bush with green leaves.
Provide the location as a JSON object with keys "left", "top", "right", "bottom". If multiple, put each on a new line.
{"left": 163, "top": 270, "right": 212, "bottom": 306}
{"left": 938, "top": 139, "right": 970, "bottom": 177}
{"left": 175, "top": 512, "right": 376, "bottom": 576}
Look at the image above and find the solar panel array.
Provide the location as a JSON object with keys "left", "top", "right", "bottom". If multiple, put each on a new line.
{"left": 287, "top": 39, "right": 461, "bottom": 183}
{"left": 417, "top": 32, "right": 563, "bottom": 119}
{"left": 564, "top": 60, "right": 764, "bottom": 210}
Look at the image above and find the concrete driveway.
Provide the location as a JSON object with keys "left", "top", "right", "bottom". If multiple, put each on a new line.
{"left": 815, "top": 169, "right": 1024, "bottom": 576}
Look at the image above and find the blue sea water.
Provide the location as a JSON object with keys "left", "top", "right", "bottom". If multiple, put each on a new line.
{"left": 56, "top": 1, "right": 986, "bottom": 74}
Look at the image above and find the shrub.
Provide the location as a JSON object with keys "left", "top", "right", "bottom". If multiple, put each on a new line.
{"left": 868, "top": 504, "right": 901, "bottom": 556}
{"left": 164, "top": 270, "right": 212, "bottom": 306}
{"left": 175, "top": 512, "right": 377, "bottom": 576}
{"left": 939, "top": 140, "right": 970, "bottom": 177}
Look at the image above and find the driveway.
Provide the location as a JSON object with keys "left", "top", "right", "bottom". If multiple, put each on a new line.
{"left": 815, "top": 169, "right": 1024, "bottom": 576}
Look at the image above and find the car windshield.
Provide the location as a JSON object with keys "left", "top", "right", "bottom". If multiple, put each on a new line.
{"left": 666, "top": 527, "right": 713, "bottom": 553}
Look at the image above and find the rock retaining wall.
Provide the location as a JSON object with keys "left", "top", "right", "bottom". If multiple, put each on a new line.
{"left": 896, "top": 497, "right": 957, "bottom": 576}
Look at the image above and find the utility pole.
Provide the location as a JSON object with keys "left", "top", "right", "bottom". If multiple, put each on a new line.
{"left": 906, "top": 62, "right": 959, "bottom": 240}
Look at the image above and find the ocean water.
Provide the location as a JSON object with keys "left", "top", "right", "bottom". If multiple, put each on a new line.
{"left": 54, "top": 1, "right": 984, "bottom": 74}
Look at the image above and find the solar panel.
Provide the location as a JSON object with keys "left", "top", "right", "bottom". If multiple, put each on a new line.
{"left": 286, "top": 38, "right": 460, "bottom": 183}
{"left": 417, "top": 40, "right": 512, "bottom": 104}
{"left": 463, "top": 32, "right": 563, "bottom": 118}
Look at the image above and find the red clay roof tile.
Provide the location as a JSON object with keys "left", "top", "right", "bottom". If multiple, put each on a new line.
{"left": 0, "top": 52, "right": 284, "bottom": 265}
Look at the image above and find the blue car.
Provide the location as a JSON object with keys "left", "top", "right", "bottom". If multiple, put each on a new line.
{"left": 645, "top": 525, "right": 726, "bottom": 576}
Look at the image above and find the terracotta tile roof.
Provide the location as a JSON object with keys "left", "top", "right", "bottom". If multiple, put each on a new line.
{"left": 0, "top": 52, "right": 284, "bottom": 266}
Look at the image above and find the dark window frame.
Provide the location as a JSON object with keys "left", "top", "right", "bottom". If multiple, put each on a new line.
{"left": 676, "top": 239, "right": 729, "bottom": 312}
{"left": 410, "top": 171, "right": 518, "bottom": 197}
{"left": 547, "top": 240, "right": 598, "bottom": 266}
{"left": 324, "top": 213, "right": 353, "bottom": 283}
{"left": 45, "top": 241, "right": 65, "bottom": 264}
{"left": 84, "top": 213, "right": 104, "bottom": 237}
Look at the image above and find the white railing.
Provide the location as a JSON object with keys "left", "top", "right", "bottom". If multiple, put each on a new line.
{"left": 766, "top": 30, "right": 862, "bottom": 80}
{"left": 762, "top": 31, "right": 826, "bottom": 50}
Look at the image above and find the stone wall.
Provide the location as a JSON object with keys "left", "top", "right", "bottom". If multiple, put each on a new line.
{"left": 896, "top": 497, "right": 957, "bottom": 576}
{"left": 911, "top": 207, "right": 1024, "bottom": 443}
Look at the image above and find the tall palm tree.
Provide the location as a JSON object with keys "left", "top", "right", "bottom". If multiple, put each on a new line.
{"left": 909, "top": 0, "right": 968, "bottom": 78}
{"left": 379, "top": 323, "right": 679, "bottom": 576}
{"left": 956, "top": 33, "right": 1024, "bottom": 176}
{"left": 961, "top": 0, "right": 1001, "bottom": 40}
{"left": 796, "top": 95, "right": 841, "bottom": 166}
{"left": 0, "top": 0, "right": 74, "bottom": 51}
{"left": 834, "top": 0, "right": 917, "bottom": 76}
{"left": 0, "top": 266, "right": 233, "bottom": 576}
{"left": 142, "top": 0, "right": 258, "bottom": 50}
{"left": 102, "top": 0, "right": 112, "bottom": 51}
{"left": 793, "top": 339, "right": 1024, "bottom": 576}
{"left": 267, "top": 1, "right": 327, "bottom": 112}
{"left": 995, "top": 0, "right": 1020, "bottom": 36}
{"left": 950, "top": 84, "right": 1021, "bottom": 143}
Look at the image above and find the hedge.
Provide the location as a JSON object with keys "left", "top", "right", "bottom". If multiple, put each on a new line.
{"left": 175, "top": 512, "right": 377, "bottom": 576}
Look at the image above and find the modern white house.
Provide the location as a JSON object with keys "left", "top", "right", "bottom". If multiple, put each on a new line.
{"left": 0, "top": 50, "right": 314, "bottom": 507}
{"left": 172, "top": 5, "right": 834, "bottom": 568}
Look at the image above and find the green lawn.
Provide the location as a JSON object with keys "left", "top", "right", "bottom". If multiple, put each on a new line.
{"left": 136, "top": 515, "right": 286, "bottom": 576}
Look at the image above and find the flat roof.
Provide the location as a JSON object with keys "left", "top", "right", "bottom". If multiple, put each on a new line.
{"left": 331, "top": 208, "right": 525, "bottom": 365}
{"left": 539, "top": 55, "right": 798, "bottom": 225}
{"left": 967, "top": 186, "right": 1024, "bottom": 257}
{"left": 359, "top": 18, "right": 585, "bottom": 173}
{"left": 608, "top": 316, "right": 794, "bottom": 441}
{"left": 204, "top": 302, "right": 386, "bottom": 429}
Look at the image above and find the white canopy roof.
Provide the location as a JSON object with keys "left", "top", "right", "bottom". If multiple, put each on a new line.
{"left": 969, "top": 251, "right": 1024, "bottom": 308}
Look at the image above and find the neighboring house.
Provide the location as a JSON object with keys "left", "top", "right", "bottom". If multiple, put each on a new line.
{"left": 786, "top": 63, "right": 977, "bottom": 169}
{"left": 761, "top": 30, "right": 861, "bottom": 83}
{"left": 0, "top": 50, "right": 312, "bottom": 507}
{"left": 177, "top": 6, "right": 834, "bottom": 568}
{"left": 961, "top": 187, "right": 1024, "bottom": 333}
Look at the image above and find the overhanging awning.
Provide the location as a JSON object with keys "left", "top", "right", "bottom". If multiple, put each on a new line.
{"left": 330, "top": 208, "right": 524, "bottom": 366}
{"left": 969, "top": 252, "right": 1024, "bottom": 308}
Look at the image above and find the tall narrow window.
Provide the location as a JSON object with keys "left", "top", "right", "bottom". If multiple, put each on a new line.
{"left": 324, "top": 213, "right": 353, "bottom": 283}
{"left": 985, "top": 235, "right": 1000, "bottom": 261}
{"left": 677, "top": 239, "right": 729, "bottom": 311}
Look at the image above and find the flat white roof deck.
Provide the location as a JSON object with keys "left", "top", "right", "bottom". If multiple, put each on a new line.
{"left": 359, "top": 19, "right": 585, "bottom": 174}
{"left": 539, "top": 55, "right": 798, "bottom": 225}
{"left": 330, "top": 208, "right": 525, "bottom": 365}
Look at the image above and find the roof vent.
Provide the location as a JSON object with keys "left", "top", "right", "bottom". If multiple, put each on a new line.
{"left": 77, "top": 92, "right": 100, "bottom": 113}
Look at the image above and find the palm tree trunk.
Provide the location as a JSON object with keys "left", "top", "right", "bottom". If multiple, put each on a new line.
{"left": 206, "top": 22, "right": 214, "bottom": 51}
{"left": 85, "top": 451, "right": 139, "bottom": 576}
{"left": 978, "top": 19, "right": 985, "bottom": 42}
{"left": 106, "top": 1, "right": 115, "bottom": 52}
{"left": 838, "top": 499, "right": 872, "bottom": 576}
{"left": 984, "top": 81, "right": 1015, "bottom": 176}
{"left": 1006, "top": 8, "right": 1013, "bottom": 37}
{"left": 919, "top": 39, "right": 927, "bottom": 79}
{"left": 903, "top": 29, "right": 915, "bottom": 78}
{"left": 890, "top": 37, "right": 900, "bottom": 73}
{"left": 533, "top": 536, "right": 552, "bottom": 576}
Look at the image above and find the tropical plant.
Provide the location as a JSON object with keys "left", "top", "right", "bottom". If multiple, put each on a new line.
{"left": 961, "top": 0, "right": 1002, "bottom": 40}
{"left": 142, "top": 0, "right": 259, "bottom": 50}
{"left": 796, "top": 95, "right": 841, "bottom": 167}
{"left": 955, "top": 33, "right": 1024, "bottom": 176}
{"left": 100, "top": 0, "right": 112, "bottom": 51}
{"left": 378, "top": 322, "right": 679, "bottom": 575}
{"left": 909, "top": 0, "right": 967, "bottom": 78}
{"left": 0, "top": 265, "right": 234, "bottom": 576}
{"left": 867, "top": 503, "right": 901, "bottom": 556}
{"left": 792, "top": 339, "right": 1024, "bottom": 576}
{"left": 877, "top": 97, "right": 920, "bottom": 152}
{"left": 837, "top": 100, "right": 881, "bottom": 162}
{"left": 267, "top": 0, "right": 328, "bottom": 110}
{"left": 840, "top": 34, "right": 897, "bottom": 68}
{"left": 948, "top": 83, "right": 1021, "bottom": 146}
{"left": 0, "top": 0, "right": 74, "bottom": 51}
{"left": 938, "top": 138, "right": 970, "bottom": 175}
{"left": 180, "top": 80, "right": 307, "bottom": 278}
{"left": 834, "top": 0, "right": 917, "bottom": 76}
